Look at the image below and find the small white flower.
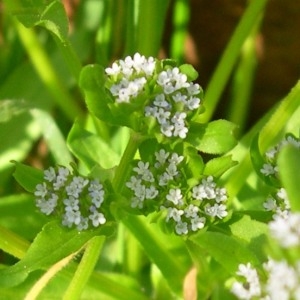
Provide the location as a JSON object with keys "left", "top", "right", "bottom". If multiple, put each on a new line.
{"left": 260, "top": 163, "right": 276, "bottom": 176}
{"left": 190, "top": 216, "right": 206, "bottom": 231}
{"left": 269, "top": 212, "right": 300, "bottom": 248}
{"left": 166, "top": 188, "right": 184, "bottom": 206}
{"left": 231, "top": 263, "right": 261, "bottom": 300}
{"left": 158, "top": 172, "right": 173, "bottom": 186}
{"left": 154, "top": 149, "right": 170, "bottom": 168}
{"left": 173, "top": 122, "right": 188, "bottom": 139}
{"left": 184, "top": 204, "right": 199, "bottom": 218}
{"left": 186, "top": 83, "right": 200, "bottom": 95}
{"left": 63, "top": 196, "right": 80, "bottom": 211}
{"left": 64, "top": 209, "right": 81, "bottom": 225}
{"left": 205, "top": 204, "right": 228, "bottom": 219}
{"left": 175, "top": 221, "right": 188, "bottom": 235}
{"left": 126, "top": 176, "right": 142, "bottom": 191}
{"left": 263, "top": 197, "right": 277, "bottom": 211}
{"left": 172, "top": 92, "right": 187, "bottom": 103}
{"left": 89, "top": 207, "right": 106, "bottom": 227}
{"left": 105, "top": 62, "right": 121, "bottom": 76}
{"left": 160, "top": 121, "right": 174, "bottom": 137}
{"left": 186, "top": 96, "right": 200, "bottom": 110}
{"left": 145, "top": 186, "right": 158, "bottom": 199}
{"left": 165, "top": 207, "right": 184, "bottom": 222}
{"left": 144, "top": 106, "right": 158, "bottom": 117}
{"left": 153, "top": 94, "right": 170, "bottom": 108}
{"left": 156, "top": 108, "right": 171, "bottom": 124}
{"left": 44, "top": 167, "right": 56, "bottom": 182}
{"left": 131, "top": 197, "right": 144, "bottom": 209}
{"left": 36, "top": 193, "right": 58, "bottom": 215}
{"left": 133, "top": 161, "right": 150, "bottom": 175}
{"left": 34, "top": 182, "right": 48, "bottom": 198}
{"left": 166, "top": 162, "right": 178, "bottom": 177}
{"left": 77, "top": 217, "right": 89, "bottom": 231}
{"left": 168, "top": 153, "right": 184, "bottom": 165}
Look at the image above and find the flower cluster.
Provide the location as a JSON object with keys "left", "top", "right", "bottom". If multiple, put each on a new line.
{"left": 269, "top": 212, "right": 300, "bottom": 248}
{"left": 105, "top": 53, "right": 202, "bottom": 139}
{"left": 260, "top": 134, "right": 300, "bottom": 177}
{"left": 263, "top": 187, "right": 290, "bottom": 219}
{"left": 144, "top": 68, "right": 201, "bottom": 139}
{"left": 34, "top": 166, "right": 106, "bottom": 230}
{"left": 126, "top": 148, "right": 228, "bottom": 235}
{"left": 105, "top": 53, "right": 156, "bottom": 103}
{"left": 231, "top": 259, "right": 300, "bottom": 300}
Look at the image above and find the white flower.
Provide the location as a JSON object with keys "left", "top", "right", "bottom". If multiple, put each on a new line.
{"left": 190, "top": 216, "right": 206, "bottom": 231}
{"left": 36, "top": 193, "right": 58, "bottom": 215}
{"left": 44, "top": 167, "right": 56, "bottom": 182}
{"left": 263, "top": 197, "right": 277, "bottom": 211}
{"left": 133, "top": 161, "right": 150, "bottom": 175}
{"left": 205, "top": 204, "right": 228, "bottom": 219}
{"left": 154, "top": 149, "right": 170, "bottom": 167}
{"left": 89, "top": 207, "right": 106, "bottom": 227}
{"left": 145, "top": 186, "right": 158, "bottom": 199}
{"left": 156, "top": 108, "right": 171, "bottom": 124}
{"left": 144, "top": 106, "right": 158, "bottom": 117}
{"left": 186, "top": 83, "right": 200, "bottom": 95}
{"left": 186, "top": 96, "right": 200, "bottom": 110}
{"left": 231, "top": 263, "right": 261, "bottom": 300}
{"left": 166, "top": 162, "right": 178, "bottom": 177}
{"left": 64, "top": 209, "right": 81, "bottom": 226}
{"left": 63, "top": 196, "right": 80, "bottom": 211}
{"left": 165, "top": 207, "right": 184, "bottom": 222}
{"left": 158, "top": 172, "right": 173, "bottom": 186}
{"left": 260, "top": 163, "right": 276, "bottom": 176}
{"left": 53, "top": 167, "right": 70, "bottom": 190}
{"left": 77, "top": 217, "right": 89, "bottom": 231}
{"left": 131, "top": 197, "right": 144, "bottom": 209}
{"left": 175, "top": 221, "right": 188, "bottom": 235}
{"left": 160, "top": 121, "right": 174, "bottom": 137}
{"left": 105, "top": 62, "right": 121, "bottom": 76}
{"left": 184, "top": 204, "right": 199, "bottom": 218}
{"left": 153, "top": 94, "right": 170, "bottom": 108}
{"left": 166, "top": 188, "right": 184, "bottom": 206}
{"left": 126, "top": 176, "right": 142, "bottom": 191}
{"left": 264, "top": 259, "right": 300, "bottom": 300}
{"left": 173, "top": 122, "right": 188, "bottom": 139}
{"left": 168, "top": 153, "right": 184, "bottom": 165}
{"left": 172, "top": 92, "right": 187, "bottom": 103}
{"left": 34, "top": 182, "right": 48, "bottom": 198}
{"left": 269, "top": 212, "right": 300, "bottom": 248}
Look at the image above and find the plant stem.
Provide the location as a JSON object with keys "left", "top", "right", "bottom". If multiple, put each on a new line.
{"left": 15, "top": 22, "right": 84, "bottom": 121}
{"left": 112, "top": 130, "right": 142, "bottom": 193}
{"left": 63, "top": 236, "right": 105, "bottom": 300}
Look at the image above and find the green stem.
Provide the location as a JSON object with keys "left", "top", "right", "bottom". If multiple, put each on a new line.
{"left": 63, "top": 236, "right": 105, "bottom": 300}
{"left": 15, "top": 22, "right": 84, "bottom": 121}
{"left": 0, "top": 225, "right": 30, "bottom": 259}
{"left": 112, "top": 130, "right": 142, "bottom": 193}
{"left": 199, "top": 0, "right": 268, "bottom": 122}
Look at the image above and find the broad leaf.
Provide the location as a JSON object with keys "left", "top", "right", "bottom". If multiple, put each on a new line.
{"left": 187, "top": 120, "right": 237, "bottom": 154}
{"left": 189, "top": 230, "right": 259, "bottom": 274}
{"left": 0, "top": 220, "right": 115, "bottom": 287}
{"left": 204, "top": 155, "right": 238, "bottom": 178}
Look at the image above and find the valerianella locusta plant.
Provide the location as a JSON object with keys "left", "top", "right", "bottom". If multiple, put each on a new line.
{"left": 87, "top": 53, "right": 204, "bottom": 141}
{"left": 34, "top": 166, "right": 107, "bottom": 231}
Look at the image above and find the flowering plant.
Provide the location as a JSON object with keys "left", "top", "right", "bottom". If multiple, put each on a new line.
{"left": 1, "top": 1, "right": 300, "bottom": 299}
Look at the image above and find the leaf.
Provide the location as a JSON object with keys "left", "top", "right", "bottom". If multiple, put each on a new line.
{"left": 179, "top": 64, "right": 199, "bottom": 81}
{"left": 228, "top": 214, "right": 269, "bottom": 262}
{"left": 0, "top": 220, "right": 115, "bottom": 287}
{"left": 79, "top": 65, "right": 114, "bottom": 124}
{"left": 187, "top": 120, "right": 237, "bottom": 154}
{"left": 7, "top": 0, "right": 68, "bottom": 40}
{"left": 189, "top": 230, "right": 259, "bottom": 274}
{"left": 277, "top": 144, "right": 300, "bottom": 211}
{"left": 12, "top": 162, "right": 44, "bottom": 193}
{"left": 204, "top": 155, "right": 238, "bottom": 178}
{"left": 67, "top": 121, "right": 121, "bottom": 170}
{"left": 30, "top": 109, "right": 73, "bottom": 165}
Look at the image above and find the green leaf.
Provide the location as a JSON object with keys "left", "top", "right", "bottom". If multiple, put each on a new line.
{"left": 67, "top": 121, "right": 121, "bottom": 170}
{"left": 0, "top": 220, "right": 115, "bottom": 287}
{"left": 179, "top": 64, "right": 199, "bottom": 81}
{"left": 12, "top": 162, "right": 44, "bottom": 193}
{"left": 277, "top": 144, "right": 300, "bottom": 211}
{"left": 204, "top": 155, "right": 238, "bottom": 178}
{"left": 7, "top": 0, "right": 68, "bottom": 40}
{"left": 79, "top": 65, "right": 114, "bottom": 124}
{"left": 228, "top": 214, "right": 269, "bottom": 262}
{"left": 187, "top": 120, "right": 237, "bottom": 154}
{"left": 189, "top": 230, "right": 259, "bottom": 274}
